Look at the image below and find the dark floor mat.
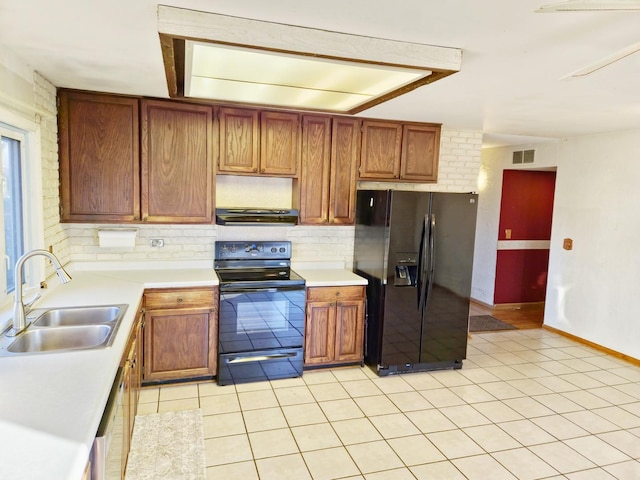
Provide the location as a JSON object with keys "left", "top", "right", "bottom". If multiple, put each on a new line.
{"left": 469, "top": 315, "right": 517, "bottom": 332}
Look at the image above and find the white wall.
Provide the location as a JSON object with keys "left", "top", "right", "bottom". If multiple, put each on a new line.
{"left": 546, "top": 130, "right": 640, "bottom": 359}
{"left": 473, "top": 130, "right": 640, "bottom": 360}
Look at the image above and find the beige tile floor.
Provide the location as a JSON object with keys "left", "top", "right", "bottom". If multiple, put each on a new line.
{"left": 137, "top": 328, "right": 640, "bottom": 479}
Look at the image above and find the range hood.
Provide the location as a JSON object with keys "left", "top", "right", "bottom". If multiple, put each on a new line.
{"left": 215, "top": 208, "right": 298, "bottom": 226}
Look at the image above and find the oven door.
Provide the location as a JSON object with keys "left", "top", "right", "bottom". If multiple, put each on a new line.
{"left": 218, "top": 285, "right": 305, "bottom": 353}
{"left": 217, "top": 285, "right": 305, "bottom": 385}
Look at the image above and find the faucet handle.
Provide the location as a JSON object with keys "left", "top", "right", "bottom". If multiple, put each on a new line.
{"left": 24, "top": 293, "right": 42, "bottom": 310}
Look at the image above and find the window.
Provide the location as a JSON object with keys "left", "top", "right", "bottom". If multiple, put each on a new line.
{"left": 0, "top": 124, "right": 27, "bottom": 302}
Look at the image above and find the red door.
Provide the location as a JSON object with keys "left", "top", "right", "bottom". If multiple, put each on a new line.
{"left": 494, "top": 170, "right": 556, "bottom": 304}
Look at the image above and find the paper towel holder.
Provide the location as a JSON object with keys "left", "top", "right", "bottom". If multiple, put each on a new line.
{"left": 97, "top": 228, "right": 138, "bottom": 248}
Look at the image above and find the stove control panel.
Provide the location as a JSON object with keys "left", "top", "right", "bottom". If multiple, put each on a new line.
{"left": 215, "top": 241, "right": 292, "bottom": 260}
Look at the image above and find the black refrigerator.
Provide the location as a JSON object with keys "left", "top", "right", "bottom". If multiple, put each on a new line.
{"left": 354, "top": 190, "right": 478, "bottom": 375}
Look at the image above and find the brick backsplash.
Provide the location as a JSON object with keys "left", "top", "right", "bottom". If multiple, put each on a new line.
{"left": 63, "top": 223, "right": 356, "bottom": 267}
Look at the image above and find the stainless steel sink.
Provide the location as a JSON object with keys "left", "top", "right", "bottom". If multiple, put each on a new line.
{"left": 0, "top": 304, "right": 128, "bottom": 356}
{"left": 7, "top": 325, "right": 112, "bottom": 353}
{"left": 32, "top": 305, "right": 123, "bottom": 327}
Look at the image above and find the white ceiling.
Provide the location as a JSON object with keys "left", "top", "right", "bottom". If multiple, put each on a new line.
{"left": 1, "top": 0, "right": 639, "bottom": 147}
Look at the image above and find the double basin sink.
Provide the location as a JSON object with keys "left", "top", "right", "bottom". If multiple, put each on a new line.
{"left": 1, "top": 304, "right": 128, "bottom": 356}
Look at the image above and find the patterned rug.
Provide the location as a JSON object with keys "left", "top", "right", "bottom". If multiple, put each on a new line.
{"left": 125, "top": 409, "right": 206, "bottom": 480}
{"left": 469, "top": 315, "right": 517, "bottom": 332}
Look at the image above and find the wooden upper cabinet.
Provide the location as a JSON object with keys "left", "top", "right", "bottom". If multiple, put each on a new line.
{"left": 296, "top": 116, "right": 360, "bottom": 225}
{"left": 329, "top": 117, "right": 360, "bottom": 224}
{"left": 401, "top": 124, "right": 440, "bottom": 182}
{"left": 218, "top": 108, "right": 299, "bottom": 176}
{"left": 298, "top": 115, "right": 331, "bottom": 225}
{"left": 140, "top": 100, "right": 214, "bottom": 223}
{"left": 218, "top": 107, "right": 260, "bottom": 174}
{"left": 58, "top": 90, "right": 140, "bottom": 222}
{"left": 359, "top": 120, "right": 402, "bottom": 180}
{"left": 260, "top": 111, "right": 300, "bottom": 176}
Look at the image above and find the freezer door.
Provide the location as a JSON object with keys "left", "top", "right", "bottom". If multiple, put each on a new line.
{"left": 420, "top": 193, "right": 478, "bottom": 364}
{"left": 379, "top": 191, "right": 431, "bottom": 368}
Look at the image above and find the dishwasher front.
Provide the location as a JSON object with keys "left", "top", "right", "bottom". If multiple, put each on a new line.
{"left": 91, "top": 367, "right": 125, "bottom": 480}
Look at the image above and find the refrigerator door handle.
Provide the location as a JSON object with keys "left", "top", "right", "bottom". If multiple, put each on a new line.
{"left": 427, "top": 213, "right": 436, "bottom": 304}
{"left": 418, "top": 213, "right": 429, "bottom": 310}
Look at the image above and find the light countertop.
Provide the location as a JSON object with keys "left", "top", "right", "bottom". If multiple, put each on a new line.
{"left": 295, "top": 268, "right": 368, "bottom": 287}
{"left": 0, "top": 263, "right": 365, "bottom": 480}
{"left": 0, "top": 266, "right": 218, "bottom": 480}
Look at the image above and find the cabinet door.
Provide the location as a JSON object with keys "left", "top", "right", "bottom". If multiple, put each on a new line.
{"left": 143, "top": 307, "right": 215, "bottom": 382}
{"left": 141, "top": 100, "right": 214, "bottom": 223}
{"left": 260, "top": 111, "right": 300, "bottom": 176}
{"left": 329, "top": 117, "right": 360, "bottom": 224}
{"left": 359, "top": 120, "right": 402, "bottom": 180}
{"left": 335, "top": 299, "right": 365, "bottom": 363}
{"left": 298, "top": 115, "right": 331, "bottom": 225}
{"left": 218, "top": 107, "right": 260, "bottom": 174}
{"left": 400, "top": 124, "right": 440, "bottom": 182}
{"left": 304, "top": 301, "right": 336, "bottom": 365}
{"left": 58, "top": 90, "right": 140, "bottom": 222}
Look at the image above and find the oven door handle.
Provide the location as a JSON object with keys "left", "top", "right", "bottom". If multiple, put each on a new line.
{"left": 226, "top": 352, "right": 298, "bottom": 364}
{"left": 220, "top": 286, "right": 304, "bottom": 293}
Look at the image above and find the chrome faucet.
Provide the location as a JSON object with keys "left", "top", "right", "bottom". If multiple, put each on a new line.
{"left": 7, "top": 249, "right": 72, "bottom": 337}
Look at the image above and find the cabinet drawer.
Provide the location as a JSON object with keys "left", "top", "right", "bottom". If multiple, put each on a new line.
{"left": 144, "top": 288, "right": 215, "bottom": 309}
{"left": 307, "top": 286, "right": 364, "bottom": 302}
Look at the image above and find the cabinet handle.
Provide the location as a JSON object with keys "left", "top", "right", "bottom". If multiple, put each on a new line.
{"left": 177, "top": 298, "right": 183, "bottom": 303}
{"left": 336, "top": 292, "right": 340, "bottom": 297}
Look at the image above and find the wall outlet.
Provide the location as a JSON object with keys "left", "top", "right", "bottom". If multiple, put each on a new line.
{"left": 150, "top": 239, "right": 164, "bottom": 247}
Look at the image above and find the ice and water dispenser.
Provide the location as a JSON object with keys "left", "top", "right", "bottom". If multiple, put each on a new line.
{"left": 394, "top": 252, "right": 418, "bottom": 287}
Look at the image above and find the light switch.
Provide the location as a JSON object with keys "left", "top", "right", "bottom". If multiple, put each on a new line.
{"left": 563, "top": 238, "right": 573, "bottom": 250}
{"left": 505, "top": 229, "right": 512, "bottom": 239}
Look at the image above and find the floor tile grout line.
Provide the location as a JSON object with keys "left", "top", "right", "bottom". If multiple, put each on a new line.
{"left": 141, "top": 327, "right": 640, "bottom": 479}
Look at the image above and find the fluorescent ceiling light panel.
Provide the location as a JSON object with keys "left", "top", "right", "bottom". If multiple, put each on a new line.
{"left": 184, "top": 41, "right": 430, "bottom": 111}
{"left": 536, "top": 0, "right": 640, "bottom": 11}
{"left": 157, "top": 6, "right": 461, "bottom": 113}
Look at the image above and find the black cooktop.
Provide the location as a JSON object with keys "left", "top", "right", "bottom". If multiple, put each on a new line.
{"left": 214, "top": 240, "right": 305, "bottom": 289}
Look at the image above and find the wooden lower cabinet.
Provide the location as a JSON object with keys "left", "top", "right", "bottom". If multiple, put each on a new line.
{"left": 120, "top": 304, "right": 143, "bottom": 478}
{"left": 142, "top": 287, "right": 218, "bottom": 383}
{"left": 304, "top": 286, "right": 365, "bottom": 366}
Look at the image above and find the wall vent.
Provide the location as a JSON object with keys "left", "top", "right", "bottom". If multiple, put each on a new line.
{"left": 512, "top": 149, "right": 535, "bottom": 164}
